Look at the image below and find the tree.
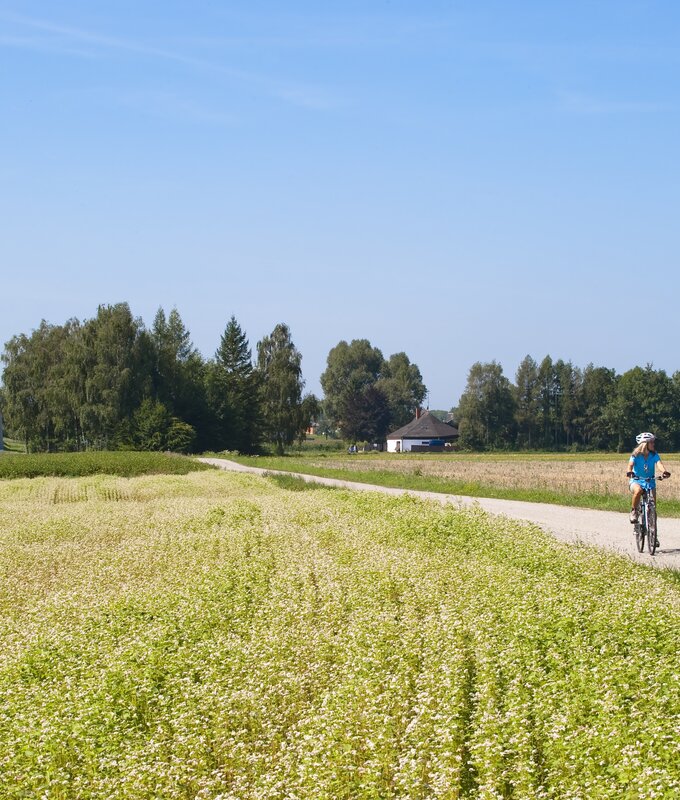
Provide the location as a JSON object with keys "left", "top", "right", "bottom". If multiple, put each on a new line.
{"left": 206, "top": 315, "right": 261, "bottom": 453}
{"left": 1, "top": 320, "right": 84, "bottom": 452}
{"left": 151, "top": 307, "right": 208, "bottom": 448}
{"left": 297, "top": 393, "right": 321, "bottom": 445}
{"left": 321, "top": 339, "right": 394, "bottom": 441}
{"left": 578, "top": 365, "right": 618, "bottom": 449}
{"left": 123, "top": 398, "right": 196, "bottom": 453}
{"left": 1, "top": 331, "right": 42, "bottom": 451}
{"left": 377, "top": 352, "right": 427, "bottom": 429}
{"left": 554, "top": 359, "right": 582, "bottom": 448}
{"left": 514, "top": 355, "right": 540, "bottom": 448}
{"left": 537, "top": 356, "right": 560, "bottom": 449}
{"left": 128, "top": 398, "right": 173, "bottom": 451}
{"left": 346, "top": 384, "right": 392, "bottom": 443}
{"left": 606, "top": 366, "right": 676, "bottom": 452}
{"left": 456, "top": 361, "right": 516, "bottom": 450}
{"left": 321, "top": 340, "right": 427, "bottom": 440}
{"left": 321, "top": 340, "right": 384, "bottom": 424}
{"left": 256, "top": 323, "right": 307, "bottom": 454}
{"left": 78, "top": 303, "right": 151, "bottom": 447}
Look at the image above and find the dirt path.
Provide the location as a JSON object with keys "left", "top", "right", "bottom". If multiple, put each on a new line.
{"left": 198, "top": 458, "right": 680, "bottom": 570}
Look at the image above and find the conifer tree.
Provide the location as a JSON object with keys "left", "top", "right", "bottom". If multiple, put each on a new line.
{"left": 206, "top": 316, "right": 261, "bottom": 452}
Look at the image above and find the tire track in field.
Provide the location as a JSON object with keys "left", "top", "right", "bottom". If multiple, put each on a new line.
{"left": 198, "top": 458, "right": 680, "bottom": 570}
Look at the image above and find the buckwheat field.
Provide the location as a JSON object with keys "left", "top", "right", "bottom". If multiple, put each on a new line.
{"left": 1, "top": 469, "right": 678, "bottom": 799}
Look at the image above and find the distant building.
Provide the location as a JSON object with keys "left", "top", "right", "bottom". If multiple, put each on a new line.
{"left": 386, "top": 409, "right": 459, "bottom": 453}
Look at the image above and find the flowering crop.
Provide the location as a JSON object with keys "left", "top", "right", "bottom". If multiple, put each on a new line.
{"left": 0, "top": 471, "right": 678, "bottom": 798}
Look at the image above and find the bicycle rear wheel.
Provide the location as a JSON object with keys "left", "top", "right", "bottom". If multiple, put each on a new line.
{"left": 635, "top": 519, "right": 645, "bottom": 552}
{"left": 647, "top": 503, "right": 658, "bottom": 555}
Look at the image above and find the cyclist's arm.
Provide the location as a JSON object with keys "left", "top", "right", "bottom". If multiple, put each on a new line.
{"left": 627, "top": 457, "right": 635, "bottom": 476}
{"left": 657, "top": 459, "right": 670, "bottom": 474}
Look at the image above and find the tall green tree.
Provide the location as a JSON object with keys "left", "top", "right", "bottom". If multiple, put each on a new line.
{"left": 456, "top": 361, "right": 516, "bottom": 450}
{"left": 554, "top": 359, "right": 582, "bottom": 447}
{"left": 256, "top": 323, "right": 308, "bottom": 454}
{"left": 206, "top": 316, "right": 261, "bottom": 452}
{"left": 578, "top": 365, "right": 618, "bottom": 449}
{"left": 377, "top": 352, "right": 427, "bottom": 429}
{"left": 79, "top": 303, "right": 151, "bottom": 448}
{"left": 605, "top": 365, "right": 676, "bottom": 452}
{"left": 0, "top": 321, "right": 82, "bottom": 452}
{"left": 345, "top": 384, "right": 392, "bottom": 443}
{"left": 321, "top": 340, "right": 384, "bottom": 425}
{"left": 151, "top": 307, "right": 208, "bottom": 446}
{"left": 2, "top": 331, "right": 42, "bottom": 451}
{"left": 537, "top": 356, "right": 561, "bottom": 448}
{"left": 514, "top": 355, "right": 541, "bottom": 448}
{"left": 321, "top": 341, "right": 427, "bottom": 441}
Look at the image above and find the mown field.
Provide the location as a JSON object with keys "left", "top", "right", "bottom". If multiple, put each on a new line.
{"left": 0, "top": 469, "right": 679, "bottom": 798}
{"left": 228, "top": 452, "right": 680, "bottom": 516}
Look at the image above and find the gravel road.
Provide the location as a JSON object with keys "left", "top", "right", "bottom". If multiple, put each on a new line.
{"left": 198, "top": 458, "right": 680, "bottom": 570}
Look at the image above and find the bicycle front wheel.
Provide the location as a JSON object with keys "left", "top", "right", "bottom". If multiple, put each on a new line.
{"left": 635, "top": 519, "right": 645, "bottom": 552}
{"left": 647, "top": 503, "right": 658, "bottom": 555}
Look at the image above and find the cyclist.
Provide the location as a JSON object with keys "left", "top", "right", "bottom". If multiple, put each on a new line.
{"left": 626, "top": 432, "right": 671, "bottom": 524}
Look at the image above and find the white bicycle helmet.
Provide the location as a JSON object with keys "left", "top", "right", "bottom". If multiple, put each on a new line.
{"left": 636, "top": 431, "right": 656, "bottom": 444}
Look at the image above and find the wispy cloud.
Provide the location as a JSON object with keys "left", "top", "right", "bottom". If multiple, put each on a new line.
{"left": 0, "top": 11, "right": 342, "bottom": 112}
{"left": 0, "top": 33, "right": 98, "bottom": 58}
{"left": 0, "top": 12, "right": 254, "bottom": 71}
{"left": 558, "top": 91, "right": 670, "bottom": 115}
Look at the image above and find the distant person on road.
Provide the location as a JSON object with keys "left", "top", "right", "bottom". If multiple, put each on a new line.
{"left": 626, "top": 432, "right": 671, "bottom": 523}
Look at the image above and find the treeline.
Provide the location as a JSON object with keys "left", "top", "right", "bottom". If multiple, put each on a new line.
{"left": 7, "top": 306, "right": 675, "bottom": 455}
{"left": 0, "top": 303, "right": 316, "bottom": 454}
{"left": 455, "top": 356, "right": 680, "bottom": 451}
{"left": 0, "top": 307, "right": 429, "bottom": 455}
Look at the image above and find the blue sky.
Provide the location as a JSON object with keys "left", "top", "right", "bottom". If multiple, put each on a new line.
{"left": 1, "top": 1, "right": 679, "bottom": 409}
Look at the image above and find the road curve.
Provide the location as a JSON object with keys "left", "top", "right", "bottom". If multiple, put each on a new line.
{"left": 198, "top": 458, "right": 680, "bottom": 570}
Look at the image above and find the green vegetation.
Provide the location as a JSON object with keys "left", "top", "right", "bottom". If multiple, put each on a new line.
{"left": 0, "top": 304, "right": 314, "bottom": 456}
{"left": 1, "top": 437, "right": 26, "bottom": 453}
{"left": 6, "top": 302, "right": 680, "bottom": 459}
{"left": 228, "top": 452, "right": 680, "bottom": 516}
{"left": 0, "top": 470, "right": 678, "bottom": 797}
{"left": 256, "top": 323, "right": 316, "bottom": 454}
{"left": 0, "top": 451, "right": 214, "bottom": 480}
{"left": 456, "top": 356, "right": 680, "bottom": 451}
{"left": 320, "top": 339, "right": 426, "bottom": 441}
{"left": 263, "top": 471, "right": 337, "bottom": 491}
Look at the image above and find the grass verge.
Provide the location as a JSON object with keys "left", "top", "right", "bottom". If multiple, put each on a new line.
{"left": 228, "top": 454, "right": 680, "bottom": 517}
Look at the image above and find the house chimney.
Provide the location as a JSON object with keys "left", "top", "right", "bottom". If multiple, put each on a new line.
{"left": 415, "top": 407, "right": 421, "bottom": 420}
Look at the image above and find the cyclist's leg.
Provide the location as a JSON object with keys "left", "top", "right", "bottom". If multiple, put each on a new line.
{"left": 630, "top": 483, "right": 643, "bottom": 522}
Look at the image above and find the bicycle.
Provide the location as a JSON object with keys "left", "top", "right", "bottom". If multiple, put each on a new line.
{"left": 631, "top": 474, "right": 669, "bottom": 555}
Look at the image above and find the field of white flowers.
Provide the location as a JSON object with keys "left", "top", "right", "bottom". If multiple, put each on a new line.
{"left": 0, "top": 470, "right": 678, "bottom": 799}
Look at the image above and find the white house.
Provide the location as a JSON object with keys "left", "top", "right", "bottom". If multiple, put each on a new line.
{"left": 386, "top": 410, "right": 459, "bottom": 453}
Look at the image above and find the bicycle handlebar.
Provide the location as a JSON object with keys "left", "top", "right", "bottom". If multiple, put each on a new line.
{"left": 630, "top": 473, "right": 669, "bottom": 482}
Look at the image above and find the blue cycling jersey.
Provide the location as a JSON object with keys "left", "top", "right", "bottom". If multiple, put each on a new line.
{"left": 630, "top": 451, "right": 660, "bottom": 487}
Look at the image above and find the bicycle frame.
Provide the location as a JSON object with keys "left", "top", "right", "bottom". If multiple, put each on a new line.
{"left": 632, "top": 473, "right": 667, "bottom": 555}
